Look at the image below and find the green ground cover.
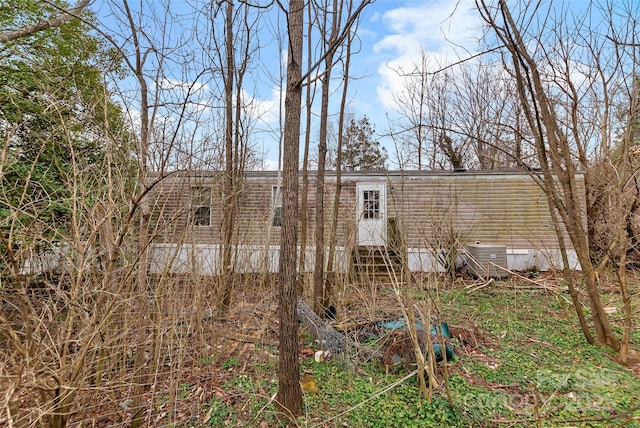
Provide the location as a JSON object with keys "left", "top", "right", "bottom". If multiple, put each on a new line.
{"left": 201, "top": 282, "right": 640, "bottom": 427}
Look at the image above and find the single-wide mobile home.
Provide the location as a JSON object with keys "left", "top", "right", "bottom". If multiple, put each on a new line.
{"left": 148, "top": 169, "right": 586, "bottom": 277}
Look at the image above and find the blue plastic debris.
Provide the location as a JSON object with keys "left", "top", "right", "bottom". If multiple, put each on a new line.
{"left": 433, "top": 341, "right": 455, "bottom": 362}
{"left": 435, "top": 322, "right": 450, "bottom": 339}
{"left": 380, "top": 318, "right": 454, "bottom": 362}
{"left": 380, "top": 318, "right": 450, "bottom": 337}
{"left": 380, "top": 318, "right": 424, "bottom": 330}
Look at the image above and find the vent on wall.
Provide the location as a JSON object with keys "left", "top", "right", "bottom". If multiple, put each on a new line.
{"left": 465, "top": 243, "right": 508, "bottom": 279}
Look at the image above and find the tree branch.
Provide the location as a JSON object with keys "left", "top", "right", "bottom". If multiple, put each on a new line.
{"left": 0, "top": 0, "right": 90, "bottom": 44}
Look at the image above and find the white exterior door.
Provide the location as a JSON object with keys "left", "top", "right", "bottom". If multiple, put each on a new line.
{"left": 356, "top": 182, "right": 387, "bottom": 246}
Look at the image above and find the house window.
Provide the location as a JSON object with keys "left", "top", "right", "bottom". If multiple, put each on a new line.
{"left": 363, "top": 190, "right": 380, "bottom": 219}
{"left": 272, "top": 186, "right": 282, "bottom": 227}
{"left": 192, "top": 187, "right": 211, "bottom": 226}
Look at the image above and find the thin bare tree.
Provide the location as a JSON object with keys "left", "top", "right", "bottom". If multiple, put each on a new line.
{"left": 476, "top": 0, "right": 640, "bottom": 361}
{"left": 313, "top": 0, "right": 342, "bottom": 315}
{"left": 326, "top": 0, "right": 358, "bottom": 274}
{"left": 299, "top": 2, "right": 319, "bottom": 288}
{"left": 221, "top": 0, "right": 236, "bottom": 311}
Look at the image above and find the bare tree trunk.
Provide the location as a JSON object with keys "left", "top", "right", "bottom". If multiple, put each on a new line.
{"left": 220, "top": 0, "right": 235, "bottom": 312}
{"left": 298, "top": 5, "right": 315, "bottom": 289}
{"left": 326, "top": 0, "right": 356, "bottom": 273}
{"left": 122, "top": 1, "right": 153, "bottom": 424}
{"left": 545, "top": 183, "right": 595, "bottom": 345}
{"left": 313, "top": 0, "right": 341, "bottom": 315}
{"left": 276, "top": 0, "right": 304, "bottom": 418}
{"left": 608, "top": 79, "right": 640, "bottom": 364}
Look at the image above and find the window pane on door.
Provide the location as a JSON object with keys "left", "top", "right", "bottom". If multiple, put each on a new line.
{"left": 363, "top": 190, "right": 380, "bottom": 219}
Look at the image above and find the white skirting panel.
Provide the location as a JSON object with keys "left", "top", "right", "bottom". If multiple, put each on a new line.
{"left": 149, "top": 243, "right": 350, "bottom": 275}
{"left": 404, "top": 248, "right": 580, "bottom": 272}
{"left": 149, "top": 244, "right": 581, "bottom": 275}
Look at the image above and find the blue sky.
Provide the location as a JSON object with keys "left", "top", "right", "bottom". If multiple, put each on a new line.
{"left": 358, "top": 1, "right": 480, "bottom": 109}
{"left": 266, "top": 0, "right": 484, "bottom": 168}
{"left": 92, "top": 0, "right": 599, "bottom": 170}
{"left": 351, "top": 1, "right": 481, "bottom": 141}
{"left": 90, "top": 0, "right": 486, "bottom": 169}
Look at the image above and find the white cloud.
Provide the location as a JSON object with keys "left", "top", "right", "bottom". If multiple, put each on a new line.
{"left": 373, "top": 1, "right": 482, "bottom": 110}
{"left": 249, "top": 86, "right": 282, "bottom": 126}
{"left": 261, "top": 158, "right": 280, "bottom": 171}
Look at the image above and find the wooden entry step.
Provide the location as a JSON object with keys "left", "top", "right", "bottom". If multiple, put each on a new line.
{"left": 350, "top": 246, "right": 405, "bottom": 285}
